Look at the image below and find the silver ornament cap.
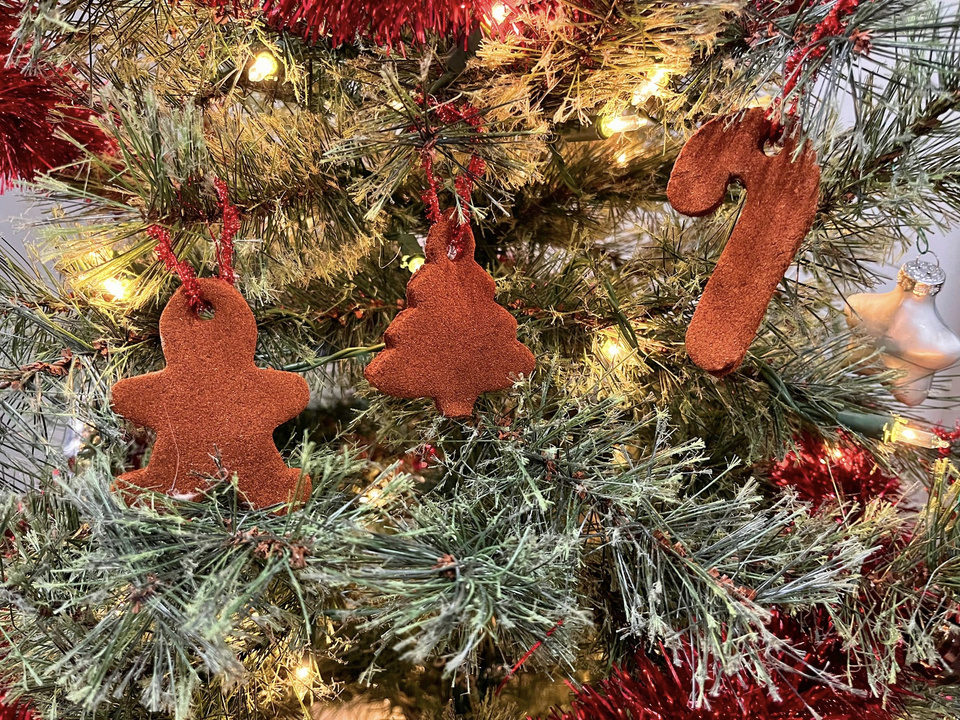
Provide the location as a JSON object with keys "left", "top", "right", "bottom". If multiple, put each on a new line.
{"left": 897, "top": 258, "right": 945, "bottom": 296}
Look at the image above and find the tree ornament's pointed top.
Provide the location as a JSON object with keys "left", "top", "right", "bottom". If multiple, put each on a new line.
{"left": 425, "top": 211, "right": 476, "bottom": 263}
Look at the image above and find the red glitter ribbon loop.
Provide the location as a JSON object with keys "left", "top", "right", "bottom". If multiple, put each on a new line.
{"left": 760, "top": 0, "right": 863, "bottom": 126}
{"left": 213, "top": 177, "right": 239, "bottom": 286}
{"left": 148, "top": 176, "right": 240, "bottom": 313}
{"left": 417, "top": 96, "right": 487, "bottom": 257}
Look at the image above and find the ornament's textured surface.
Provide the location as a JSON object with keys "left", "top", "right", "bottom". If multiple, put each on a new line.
{"left": 111, "top": 279, "right": 310, "bottom": 507}
{"left": 365, "top": 214, "right": 535, "bottom": 417}
{"left": 846, "top": 259, "right": 960, "bottom": 405}
{"left": 667, "top": 107, "right": 821, "bottom": 376}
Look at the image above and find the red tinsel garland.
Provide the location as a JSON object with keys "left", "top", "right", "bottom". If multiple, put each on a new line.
{"left": 260, "top": 0, "right": 499, "bottom": 48}
{"left": 540, "top": 650, "right": 899, "bottom": 720}
{"left": 750, "top": 0, "right": 868, "bottom": 130}
{"left": 0, "top": 0, "right": 110, "bottom": 191}
{"left": 769, "top": 434, "right": 900, "bottom": 513}
{"left": 766, "top": 604, "right": 913, "bottom": 692}
{"left": 0, "top": 696, "right": 31, "bottom": 720}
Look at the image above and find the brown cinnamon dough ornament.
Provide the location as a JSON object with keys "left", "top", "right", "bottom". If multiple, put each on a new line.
{"left": 111, "top": 279, "right": 310, "bottom": 507}
{"left": 365, "top": 214, "right": 535, "bottom": 417}
{"left": 667, "top": 107, "right": 821, "bottom": 376}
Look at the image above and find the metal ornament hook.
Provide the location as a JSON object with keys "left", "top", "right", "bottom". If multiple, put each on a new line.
{"left": 915, "top": 229, "right": 939, "bottom": 265}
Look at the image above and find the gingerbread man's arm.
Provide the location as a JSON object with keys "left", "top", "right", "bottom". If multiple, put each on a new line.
{"left": 111, "top": 371, "right": 167, "bottom": 428}
{"left": 253, "top": 369, "right": 310, "bottom": 427}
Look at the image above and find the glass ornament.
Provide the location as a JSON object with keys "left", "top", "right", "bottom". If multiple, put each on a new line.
{"left": 846, "top": 258, "right": 960, "bottom": 406}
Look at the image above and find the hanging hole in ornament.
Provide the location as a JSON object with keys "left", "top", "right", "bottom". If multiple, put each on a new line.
{"left": 762, "top": 138, "right": 784, "bottom": 156}
{"left": 198, "top": 304, "right": 216, "bottom": 320}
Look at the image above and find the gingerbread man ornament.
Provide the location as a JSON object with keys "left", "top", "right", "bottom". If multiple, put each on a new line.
{"left": 111, "top": 279, "right": 310, "bottom": 507}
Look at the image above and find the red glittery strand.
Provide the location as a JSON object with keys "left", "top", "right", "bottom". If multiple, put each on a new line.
{"left": 0, "top": 0, "right": 111, "bottom": 191}
{"left": 0, "top": 696, "right": 31, "bottom": 720}
{"left": 149, "top": 225, "right": 205, "bottom": 313}
{"left": 213, "top": 177, "right": 239, "bottom": 285}
{"left": 260, "top": 0, "right": 496, "bottom": 48}
{"left": 148, "top": 177, "right": 239, "bottom": 313}
{"left": 766, "top": 604, "right": 915, "bottom": 693}
{"left": 539, "top": 647, "right": 900, "bottom": 720}
{"left": 769, "top": 433, "right": 900, "bottom": 513}
{"left": 417, "top": 97, "right": 487, "bottom": 255}
{"left": 756, "top": 0, "right": 865, "bottom": 129}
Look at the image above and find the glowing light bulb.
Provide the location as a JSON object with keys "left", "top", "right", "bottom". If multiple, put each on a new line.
{"left": 599, "top": 113, "right": 648, "bottom": 138}
{"left": 102, "top": 277, "right": 129, "bottom": 299}
{"left": 616, "top": 150, "right": 629, "bottom": 166}
{"left": 248, "top": 52, "right": 279, "bottom": 82}
{"left": 631, "top": 68, "right": 670, "bottom": 104}
{"left": 359, "top": 487, "right": 382, "bottom": 505}
{"left": 826, "top": 444, "right": 845, "bottom": 461}
{"left": 490, "top": 2, "right": 510, "bottom": 22}
{"left": 882, "top": 415, "right": 950, "bottom": 450}
{"left": 600, "top": 335, "right": 626, "bottom": 362}
{"left": 406, "top": 256, "right": 425, "bottom": 274}
{"left": 295, "top": 665, "right": 311, "bottom": 681}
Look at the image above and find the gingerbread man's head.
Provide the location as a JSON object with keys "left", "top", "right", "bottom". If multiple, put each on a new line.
{"left": 159, "top": 278, "right": 259, "bottom": 369}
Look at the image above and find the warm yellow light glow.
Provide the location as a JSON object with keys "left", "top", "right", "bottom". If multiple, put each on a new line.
{"left": 387, "top": 99, "right": 404, "bottom": 111}
{"left": 491, "top": 2, "right": 510, "bottom": 22}
{"left": 616, "top": 150, "right": 629, "bottom": 166}
{"left": 631, "top": 67, "right": 670, "bottom": 104}
{"left": 295, "top": 665, "right": 312, "bottom": 681}
{"left": 102, "top": 277, "right": 129, "bottom": 299}
{"left": 406, "top": 256, "right": 425, "bottom": 274}
{"left": 359, "top": 487, "right": 382, "bottom": 505}
{"left": 599, "top": 113, "right": 648, "bottom": 137}
{"left": 882, "top": 415, "right": 950, "bottom": 450}
{"left": 248, "top": 52, "right": 279, "bottom": 82}
{"left": 600, "top": 335, "right": 627, "bottom": 362}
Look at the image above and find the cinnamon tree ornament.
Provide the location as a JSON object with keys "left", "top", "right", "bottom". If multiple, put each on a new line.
{"left": 845, "top": 258, "right": 960, "bottom": 406}
{"left": 667, "top": 107, "right": 821, "bottom": 376}
{"left": 364, "top": 213, "right": 535, "bottom": 417}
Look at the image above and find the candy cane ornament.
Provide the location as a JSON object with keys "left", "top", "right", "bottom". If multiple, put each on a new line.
{"left": 667, "top": 108, "right": 821, "bottom": 376}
